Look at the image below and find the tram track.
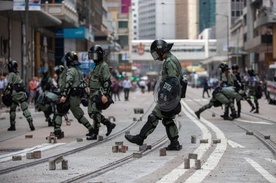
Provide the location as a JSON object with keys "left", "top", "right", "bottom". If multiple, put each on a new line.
{"left": 61, "top": 134, "right": 169, "bottom": 183}
{"left": 186, "top": 89, "right": 276, "bottom": 154}
{"left": 0, "top": 100, "right": 155, "bottom": 175}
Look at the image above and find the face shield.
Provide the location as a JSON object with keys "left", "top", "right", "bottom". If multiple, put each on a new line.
{"left": 150, "top": 50, "right": 163, "bottom": 61}
{"left": 88, "top": 51, "right": 98, "bottom": 60}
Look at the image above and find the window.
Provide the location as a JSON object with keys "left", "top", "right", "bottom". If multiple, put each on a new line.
{"left": 118, "top": 21, "right": 128, "bottom": 28}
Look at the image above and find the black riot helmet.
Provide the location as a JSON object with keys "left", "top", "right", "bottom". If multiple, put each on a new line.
{"left": 88, "top": 45, "right": 104, "bottom": 63}
{"left": 7, "top": 60, "right": 18, "bottom": 73}
{"left": 62, "top": 51, "right": 80, "bottom": 67}
{"left": 232, "top": 64, "right": 239, "bottom": 70}
{"left": 54, "top": 65, "right": 65, "bottom": 75}
{"left": 218, "top": 62, "right": 229, "bottom": 72}
{"left": 150, "top": 39, "right": 173, "bottom": 61}
{"left": 247, "top": 68, "right": 255, "bottom": 76}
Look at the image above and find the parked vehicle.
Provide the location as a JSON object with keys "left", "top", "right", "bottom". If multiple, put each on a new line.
{"left": 266, "top": 63, "right": 276, "bottom": 104}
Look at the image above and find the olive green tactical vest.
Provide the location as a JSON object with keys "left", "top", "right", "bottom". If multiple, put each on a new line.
{"left": 89, "top": 61, "right": 111, "bottom": 89}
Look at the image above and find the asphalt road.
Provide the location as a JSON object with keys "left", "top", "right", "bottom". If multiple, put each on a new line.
{"left": 0, "top": 86, "right": 275, "bottom": 183}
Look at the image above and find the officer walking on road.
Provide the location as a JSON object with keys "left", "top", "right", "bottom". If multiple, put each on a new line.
{"left": 245, "top": 68, "right": 261, "bottom": 113}
{"left": 35, "top": 71, "right": 55, "bottom": 126}
{"left": 2, "top": 60, "right": 35, "bottom": 131}
{"left": 55, "top": 51, "right": 95, "bottom": 139}
{"left": 125, "top": 39, "right": 183, "bottom": 151}
{"left": 231, "top": 64, "right": 245, "bottom": 117}
{"left": 87, "top": 45, "right": 116, "bottom": 140}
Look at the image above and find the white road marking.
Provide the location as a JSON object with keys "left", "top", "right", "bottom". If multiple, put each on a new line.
{"left": 245, "top": 157, "right": 276, "bottom": 183}
{"left": 264, "top": 158, "right": 276, "bottom": 165}
{"left": 185, "top": 108, "right": 227, "bottom": 183}
{"left": 157, "top": 103, "right": 211, "bottom": 183}
{"left": 236, "top": 119, "right": 273, "bottom": 125}
{"left": 227, "top": 140, "right": 245, "bottom": 148}
{"left": 0, "top": 143, "right": 65, "bottom": 163}
{"left": 158, "top": 101, "right": 227, "bottom": 183}
{"left": 185, "top": 99, "right": 208, "bottom": 102}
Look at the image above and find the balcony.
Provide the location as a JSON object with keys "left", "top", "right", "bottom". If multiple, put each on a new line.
{"left": 244, "top": 34, "right": 272, "bottom": 52}
{"left": 41, "top": 1, "right": 79, "bottom": 28}
{"left": 254, "top": 7, "right": 276, "bottom": 28}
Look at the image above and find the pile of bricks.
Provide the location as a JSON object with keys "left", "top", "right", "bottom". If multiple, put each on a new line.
{"left": 184, "top": 153, "right": 201, "bottom": 170}
{"left": 112, "top": 141, "right": 128, "bottom": 153}
{"left": 49, "top": 156, "right": 68, "bottom": 170}
{"left": 12, "top": 150, "right": 42, "bottom": 161}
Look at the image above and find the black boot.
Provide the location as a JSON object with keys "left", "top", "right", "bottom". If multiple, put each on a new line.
{"left": 254, "top": 108, "right": 259, "bottom": 113}
{"left": 106, "top": 123, "right": 116, "bottom": 136}
{"left": 166, "top": 139, "right": 181, "bottom": 151}
{"left": 48, "top": 119, "right": 53, "bottom": 127}
{"left": 195, "top": 111, "right": 201, "bottom": 119}
{"left": 54, "top": 130, "right": 64, "bottom": 139}
{"left": 7, "top": 125, "right": 16, "bottom": 131}
{"left": 230, "top": 113, "right": 237, "bottom": 119}
{"left": 220, "top": 114, "right": 228, "bottom": 118}
{"left": 125, "top": 134, "right": 144, "bottom": 146}
{"left": 28, "top": 119, "right": 35, "bottom": 131}
{"left": 247, "top": 100, "right": 255, "bottom": 112}
{"left": 86, "top": 128, "right": 98, "bottom": 140}
{"left": 250, "top": 106, "right": 256, "bottom": 112}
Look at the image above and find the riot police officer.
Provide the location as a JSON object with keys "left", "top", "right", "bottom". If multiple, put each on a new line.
{"left": 3, "top": 60, "right": 35, "bottom": 131}
{"left": 245, "top": 68, "right": 261, "bottom": 113}
{"left": 35, "top": 71, "right": 55, "bottom": 126}
{"left": 195, "top": 86, "right": 237, "bottom": 120}
{"left": 125, "top": 39, "right": 183, "bottom": 151}
{"left": 55, "top": 51, "right": 95, "bottom": 139}
{"left": 231, "top": 64, "right": 244, "bottom": 117}
{"left": 87, "top": 45, "right": 116, "bottom": 140}
{"left": 218, "top": 63, "right": 238, "bottom": 119}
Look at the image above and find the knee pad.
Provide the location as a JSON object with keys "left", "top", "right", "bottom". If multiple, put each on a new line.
{"left": 148, "top": 113, "right": 159, "bottom": 123}
{"left": 162, "top": 118, "right": 174, "bottom": 126}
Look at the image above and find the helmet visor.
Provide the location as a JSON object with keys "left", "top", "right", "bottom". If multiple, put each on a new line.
{"left": 88, "top": 51, "right": 98, "bottom": 60}
{"left": 151, "top": 50, "right": 161, "bottom": 61}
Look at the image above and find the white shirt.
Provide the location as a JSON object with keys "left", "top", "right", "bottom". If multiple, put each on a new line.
{"left": 123, "top": 79, "right": 132, "bottom": 88}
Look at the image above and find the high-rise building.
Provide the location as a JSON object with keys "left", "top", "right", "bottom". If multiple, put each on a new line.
{"left": 131, "top": 0, "right": 139, "bottom": 40}
{"left": 138, "top": 0, "right": 175, "bottom": 40}
{"left": 175, "top": 0, "right": 198, "bottom": 39}
{"left": 198, "top": 0, "right": 216, "bottom": 34}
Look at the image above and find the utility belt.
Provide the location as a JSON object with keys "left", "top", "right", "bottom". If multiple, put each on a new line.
{"left": 13, "top": 83, "right": 25, "bottom": 92}
{"left": 70, "top": 87, "right": 84, "bottom": 96}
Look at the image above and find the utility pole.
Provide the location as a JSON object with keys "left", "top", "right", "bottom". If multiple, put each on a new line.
{"left": 24, "top": 0, "right": 29, "bottom": 85}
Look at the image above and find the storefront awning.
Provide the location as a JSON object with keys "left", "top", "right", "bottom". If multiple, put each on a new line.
{"left": 0, "top": 10, "right": 62, "bottom": 27}
{"left": 201, "top": 56, "right": 228, "bottom": 65}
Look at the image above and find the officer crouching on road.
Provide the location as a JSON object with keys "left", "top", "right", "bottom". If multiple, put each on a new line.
{"left": 125, "top": 39, "right": 184, "bottom": 151}
{"left": 87, "top": 45, "right": 116, "bottom": 140}
{"left": 55, "top": 51, "right": 95, "bottom": 139}
{"left": 2, "top": 60, "right": 35, "bottom": 131}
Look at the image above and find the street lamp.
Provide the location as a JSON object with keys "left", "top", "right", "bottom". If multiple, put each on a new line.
{"left": 215, "top": 13, "right": 229, "bottom": 65}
